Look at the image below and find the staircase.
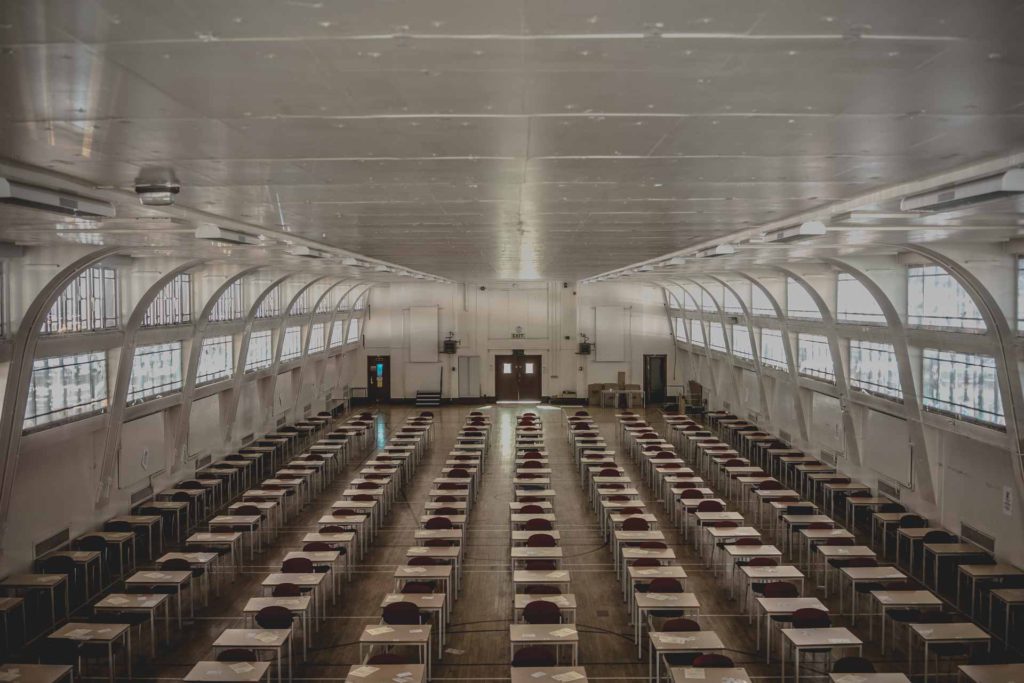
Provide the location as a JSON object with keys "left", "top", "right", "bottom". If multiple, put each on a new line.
{"left": 415, "top": 390, "right": 441, "bottom": 407}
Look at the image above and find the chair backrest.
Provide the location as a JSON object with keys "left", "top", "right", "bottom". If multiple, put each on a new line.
{"left": 303, "top": 542, "right": 331, "bottom": 552}
{"left": 787, "top": 505, "right": 815, "bottom": 515}
{"left": 523, "top": 584, "right": 560, "bottom": 595}
{"left": 598, "top": 468, "right": 622, "bottom": 477}
{"left": 217, "top": 648, "right": 258, "bottom": 663}
{"left": 648, "top": 578, "right": 683, "bottom": 593}
{"left": 679, "top": 489, "right": 703, "bottom": 499}
{"left": 522, "top": 600, "right": 561, "bottom": 624}
{"left": 382, "top": 601, "right": 422, "bottom": 625}
{"left": 878, "top": 503, "right": 906, "bottom": 513}
{"left": 622, "top": 517, "right": 650, "bottom": 531}
{"left": 520, "top": 505, "right": 544, "bottom": 514}
{"left": 424, "top": 517, "right": 453, "bottom": 530}
{"left": 762, "top": 581, "right": 799, "bottom": 598}
{"left": 662, "top": 618, "right": 700, "bottom": 632}
{"left": 734, "top": 537, "right": 762, "bottom": 546}
{"left": 400, "top": 581, "right": 435, "bottom": 594}
{"left": 520, "top": 461, "right": 542, "bottom": 469}
{"left": 434, "top": 507, "right": 460, "bottom": 515}
{"left": 233, "top": 505, "right": 261, "bottom": 516}
{"left": 792, "top": 607, "right": 831, "bottom": 628}
{"left": 524, "top": 560, "right": 557, "bottom": 571}
{"left": 696, "top": 501, "right": 724, "bottom": 512}
{"left": 692, "top": 654, "right": 734, "bottom": 668}
{"left": 512, "top": 645, "right": 557, "bottom": 667}
{"left": 630, "top": 558, "right": 660, "bottom": 567}
{"left": 281, "top": 557, "right": 314, "bottom": 573}
{"left": 832, "top": 656, "right": 876, "bottom": 674}
{"left": 38, "top": 638, "right": 81, "bottom": 665}
{"left": 159, "top": 558, "right": 192, "bottom": 572}
{"left": 255, "top": 606, "right": 294, "bottom": 629}
{"left": 525, "top": 519, "right": 553, "bottom": 531}
{"left": 271, "top": 583, "right": 302, "bottom": 597}
{"left": 640, "top": 541, "right": 668, "bottom": 549}
{"left": 39, "top": 555, "right": 77, "bottom": 576}
{"left": 407, "top": 557, "right": 438, "bottom": 566}
{"left": 748, "top": 557, "right": 778, "bottom": 567}
{"left": 922, "top": 530, "right": 958, "bottom": 543}
{"left": 356, "top": 482, "right": 379, "bottom": 489}
{"left": 526, "top": 534, "right": 556, "bottom": 548}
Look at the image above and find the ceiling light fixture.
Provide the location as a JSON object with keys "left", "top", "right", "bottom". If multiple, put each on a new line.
{"left": 195, "top": 224, "right": 261, "bottom": 245}
{"left": 764, "top": 220, "right": 827, "bottom": 243}
{"left": 900, "top": 169, "right": 1024, "bottom": 212}
{"left": 695, "top": 244, "right": 736, "bottom": 258}
{"left": 287, "top": 246, "right": 328, "bottom": 258}
{"left": 0, "top": 177, "right": 116, "bottom": 218}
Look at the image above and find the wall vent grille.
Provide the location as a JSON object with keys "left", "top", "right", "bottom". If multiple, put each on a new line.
{"left": 877, "top": 479, "right": 901, "bottom": 500}
{"left": 819, "top": 449, "right": 838, "bottom": 465}
{"left": 960, "top": 523, "right": 995, "bottom": 554}
{"left": 241, "top": 433, "right": 254, "bottom": 446}
{"left": 195, "top": 455, "right": 212, "bottom": 469}
{"left": 34, "top": 528, "right": 70, "bottom": 558}
{"left": 130, "top": 485, "right": 154, "bottom": 505}
{"left": 779, "top": 429, "right": 791, "bottom": 442}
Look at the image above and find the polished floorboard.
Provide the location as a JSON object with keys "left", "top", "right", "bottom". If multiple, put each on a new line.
{"left": 129, "top": 404, "right": 910, "bottom": 681}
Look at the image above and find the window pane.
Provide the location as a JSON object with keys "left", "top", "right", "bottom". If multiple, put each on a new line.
{"left": 128, "top": 342, "right": 183, "bottom": 402}
{"left": 24, "top": 352, "right": 108, "bottom": 429}
{"left": 797, "top": 333, "right": 834, "bottom": 382}
{"left": 503, "top": 363, "right": 512, "bottom": 374}
{"left": 197, "top": 335, "right": 233, "bottom": 385}
{"left": 708, "top": 322, "right": 727, "bottom": 351}
{"left": 347, "top": 318, "right": 360, "bottom": 343}
{"left": 256, "top": 286, "right": 281, "bottom": 319}
{"left": 330, "top": 321, "right": 346, "bottom": 348}
{"left": 143, "top": 274, "right": 192, "bottom": 327}
{"left": 525, "top": 362, "right": 535, "bottom": 374}
{"left": 732, "top": 325, "right": 754, "bottom": 360}
{"left": 850, "top": 340, "right": 902, "bottom": 399}
{"left": 787, "top": 278, "right": 821, "bottom": 320}
{"left": 209, "top": 280, "right": 244, "bottom": 322}
{"left": 760, "top": 329, "right": 787, "bottom": 369}
{"left": 682, "top": 287, "right": 699, "bottom": 311}
{"left": 689, "top": 319, "right": 705, "bottom": 347}
{"left": 722, "top": 287, "right": 743, "bottom": 315}
{"left": 837, "top": 273, "right": 885, "bottom": 324}
{"left": 281, "top": 326, "right": 302, "bottom": 361}
{"left": 289, "top": 289, "right": 311, "bottom": 316}
{"left": 308, "top": 323, "right": 325, "bottom": 353}
{"left": 674, "top": 317, "right": 687, "bottom": 342}
{"left": 751, "top": 286, "right": 776, "bottom": 317}
{"left": 922, "top": 349, "right": 1004, "bottom": 426}
{"left": 44, "top": 266, "right": 119, "bottom": 333}
{"left": 701, "top": 283, "right": 722, "bottom": 312}
{"left": 907, "top": 265, "right": 985, "bottom": 330}
{"left": 245, "top": 330, "right": 273, "bottom": 371}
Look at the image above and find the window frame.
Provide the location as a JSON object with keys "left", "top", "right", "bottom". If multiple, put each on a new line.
{"left": 786, "top": 278, "right": 822, "bottom": 320}
{"left": 849, "top": 339, "right": 903, "bottom": 400}
{"left": 24, "top": 351, "right": 108, "bottom": 430}
{"left": 43, "top": 266, "right": 119, "bottom": 334}
{"left": 196, "top": 335, "right": 234, "bottom": 386}
{"left": 906, "top": 264, "right": 985, "bottom": 331}
{"left": 245, "top": 330, "right": 274, "bottom": 372}
{"left": 797, "top": 333, "right": 836, "bottom": 383}
{"left": 142, "top": 273, "right": 192, "bottom": 327}
{"left": 759, "top": 328, "right": 787, "bottom": 369}
{"left": 836, "top": 273, "right": 885, "bottom": 325}
{"left": 732, "top": 324, "right": 754, "bottom": 360}
{"left": 922, "top": 348, "right": 1005, "bottom": 427}
{"left": 127, "top": 341, "right": 183, "bottom": 403}
{"left": 209, "top": 280, "right": 245, "bottom": 323}
{"left": 280, "top": 326, "right": 303, "bottom": 362}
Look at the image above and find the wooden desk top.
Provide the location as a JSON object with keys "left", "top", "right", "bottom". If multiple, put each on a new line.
{"left": 782, "top": 627, "right": 861, "bottom": 648}
{"left": 0, "top": 664, "right": 73, "bottom": 683}
{"left": 509, "top": 624, "right": 579, "bottom": 643}
{"left": 359, "top": 624, "right": 431, "bottom": 644}
{"left": 343, "top": 665, "right": 425, "bottom": 683}
{"left": 185, "top": 661, "right": 272, "bottom": 682}
{"left": 958, "top": 664, "right": 1024, "bottom": 683}
{"left": 213, "top": 629, "right": 290, "bottom": 648}
{"left": 51, "top": 622, "right": 128, "bottom": 642}
{"left": 649, "top": 630, "right": 724, "bottom": 651}
{"left": 910, "top": 622, "right": 990, "bottom": 642}
{"left": 510, "top": 667, "right": 587, "bottom": 683}
{"left": 673, "top": 669, "right": 751, "bottom": 683}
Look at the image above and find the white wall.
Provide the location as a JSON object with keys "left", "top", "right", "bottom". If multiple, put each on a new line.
{"left": 358, "top": 281, "right": 673, "bottom": 400}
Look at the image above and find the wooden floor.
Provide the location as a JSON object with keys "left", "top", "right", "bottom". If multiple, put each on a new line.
{"left": 134, "top": 404, "right": 911, "bottom": 681}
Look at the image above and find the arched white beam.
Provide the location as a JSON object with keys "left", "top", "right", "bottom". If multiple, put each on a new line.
{"left": 169, "top": 266, "right": 265, "bottom": 471}
{"left": 0, "top": 246, "right": 122, "bottom": 541}
{"left": 820, "top": 257, "right": 936, "bottom": 500}
{"left": 224, "top": 274, "right": 296, "bottom": 443}
{"left": 302, "top": 279, "right": 356, "bottom": 355}
{"left": 96, "top": 259, "right": 208, "bottom": 506}
{"left": 734, "top": 273, "right": 811, "bottom": 444}
{"left": 899, "top": 244, "right": 1024, "bottom": 498}
{"left": 769, "top": 266, "right": 859, "bottom": 462}
{"left": 702, "top": 274, "right": 773, "bottom": 424}
{"left": 672, "top": 278, "right": 743, "bottom": 410}
{"left": 316, "top": 283, "right": 371, "bottom": 401}
{"left": 261, "top": 277, "right": 333, "bottom": 427}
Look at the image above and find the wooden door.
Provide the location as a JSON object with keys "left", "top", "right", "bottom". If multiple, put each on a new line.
{"left": 494, "top": 354, "right": 542, "bottom": 401}
{"left": 367, "top": 355, "right": 390, "bottom": 402}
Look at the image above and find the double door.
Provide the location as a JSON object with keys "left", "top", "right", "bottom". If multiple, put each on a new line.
{"left": 494, "top": 354, "right": 542, "bottom": 401}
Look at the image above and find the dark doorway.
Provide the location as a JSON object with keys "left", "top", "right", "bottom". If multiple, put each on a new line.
{"left": 644, "top": 354, "right": 667, "bottom": 404}
{"left": 494, "top": 354, "right": 542, "bottom": 401}
{"left": 367, "top": 355, "right": 391, "bottom": 402}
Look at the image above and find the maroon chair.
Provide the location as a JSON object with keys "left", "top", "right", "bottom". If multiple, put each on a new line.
{"left": 621, "top": 518, "right": 650, "bottom": 531}
{"left": 382, "top": 601, "right": 424, "bottom": 625}
{"left": 512, "top": 646, "right": 557, "bottom": 667}
{"left": 526, "top": 534, "right": 557, "bottom": 548}
{"left": 524, "top": 519, "right": 553, "bottom": 531}
{"left": 522, "top": 600, "right": 562, "bottom": 624}
{"left": 424, "top": 517, "right": 453, "bottom": 530}
{"left": 692, "top": 654, "right": 735, "bottom": 668}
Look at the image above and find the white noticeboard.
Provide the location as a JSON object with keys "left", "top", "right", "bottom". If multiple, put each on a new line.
{"left": 595, "top": 306, "right": 626, "bottom": 361}
{"left": 409, "top": 306, "right": 439, "bottom": 363}
{"left": 861, "top": 409, "right": 913, "bottom": 487}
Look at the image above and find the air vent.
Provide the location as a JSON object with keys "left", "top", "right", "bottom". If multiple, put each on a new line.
{"left": 276, "top": 416, "right": 286, "bottom": 427}
{"left": 819, "top": 450, "right": 838, "bottom": 466}
{"left": 34, "top": 528, "right": 70, "bottom": 558}
{"left": 779, "top": 429, "right": 791, "bottom": 442}
{"left": 195, "top": 454, "right": 212, "bottom": 468}
{"left": 877, "top": 479, "right": 902, "bottom": 500}
{"left": 130, "top": 485, "right": 154, "bottom": 505}
{"left": 241, "top": 433, "right": 254, "bottom": 445}
{"left": 960, "top": 523, "right": 995, "bottom": 554}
